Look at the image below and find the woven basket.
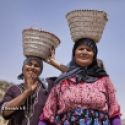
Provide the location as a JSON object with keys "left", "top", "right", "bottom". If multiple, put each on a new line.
{"left": 23, "top": 28, "right": 60, "bottom": 59}
{"left": 66, "top": 10, "right": 108, "bottom": 43}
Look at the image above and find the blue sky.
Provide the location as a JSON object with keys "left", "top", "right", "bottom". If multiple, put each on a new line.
{"left": 0, "top": 0, "right": 125, "bottom": 119}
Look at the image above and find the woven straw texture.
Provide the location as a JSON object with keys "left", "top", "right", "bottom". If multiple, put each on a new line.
{"left": 23, "top": 28, "right": 60, "bottom": 59}
{"left": 66, "top": 10, "right": 108, "bottom": 43}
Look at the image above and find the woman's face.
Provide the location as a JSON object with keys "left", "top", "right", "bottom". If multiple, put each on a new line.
{"left": 74, "top": 44, "right": 94, "bottom": 67}
{"left": 23, "top": 59, "right": 41, "bottom": 80}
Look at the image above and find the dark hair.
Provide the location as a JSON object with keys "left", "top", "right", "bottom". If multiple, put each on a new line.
{"left": 72, "top": 38, "right": 97, "bottom": 59}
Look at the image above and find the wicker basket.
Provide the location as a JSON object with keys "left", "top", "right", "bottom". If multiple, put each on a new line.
{"left": 66, "top": 10, "right": 108, "bottom": 43}
{"left": 23, "top": 28, "right": 60, "bottom": 59}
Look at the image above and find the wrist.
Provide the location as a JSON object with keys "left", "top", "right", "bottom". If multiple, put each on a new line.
{"left": 49, "top": 58, "right": 57, "bottom": 64}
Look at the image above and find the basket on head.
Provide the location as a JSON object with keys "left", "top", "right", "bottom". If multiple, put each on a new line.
{"left": 66, "top": 10, "right": 108, "bottom": 43}
{"left": 23, "top": 28, "right": 60, "bottom": 59}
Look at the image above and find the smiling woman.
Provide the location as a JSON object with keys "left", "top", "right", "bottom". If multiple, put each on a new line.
{"left": 0, "top": 28, "right": 63, "bottom": 125}
{"left": 39, "top": 38, "right": 121, "bottom": 125}
{"left": 0, "top": 56, "right": 51, "bottom": 124}
{"left": 0, "top": 56, "right": 46, "bottom": 125}
{"left": 38, "top": 9, "right": 122, "bottom": 125}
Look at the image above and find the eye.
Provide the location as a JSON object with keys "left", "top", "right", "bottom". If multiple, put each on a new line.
{"left": 27, "top": 62, "right": 32, "bottom": 66}
{"left": 86, "top": 48, "right": 92, "bottom": 52}
{"left": 34, "top": 64, "right": 40, "bottom": 68}
{"left": 78, "top": 47, "right": 84, "bottom": 51}
{"left": 79, "top": 48, "right": 84, "bottom": 50}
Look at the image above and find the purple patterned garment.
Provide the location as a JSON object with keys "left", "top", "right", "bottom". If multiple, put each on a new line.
{"left": 0, "top": 84, "right": 48, "bottom": 125}
{"left": 0, "top": 77, "right": 56, "bottom": 125}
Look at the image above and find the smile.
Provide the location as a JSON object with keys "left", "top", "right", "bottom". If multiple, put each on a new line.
{"left": 80, "top": 56, "right": 89, "bottom": 59}
{"left": 27, "top": 69, "right": 37, "bottom": 73}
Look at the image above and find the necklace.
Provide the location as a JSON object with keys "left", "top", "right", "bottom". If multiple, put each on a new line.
{"left": 18, "top": 82, "right": 40, "bottom": 125}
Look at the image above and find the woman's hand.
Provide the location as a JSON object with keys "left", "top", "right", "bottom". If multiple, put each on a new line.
{"left": 44, "top": 47, "right": 55, "bottom": 64}
{"left": 44, "top": 47, "right": 69, "bottom": 72}
{"left": 23, "top": 68, "right": 38, "bottom": 92}
{"left": 25, "top": 75, "right": 38, "bottom": 92}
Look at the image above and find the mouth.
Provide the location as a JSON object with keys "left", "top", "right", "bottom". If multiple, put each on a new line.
{"left": 80, "top": 55, "right": 89, "bottom": 60}
{"left": 26, "top": 69, "right": 37, "bottom": 74}
{"left": 27, "top": 70, "right": 38, "bottom": 78}
{"left": 79, "top": 57, "right": 91, "bottom": 62}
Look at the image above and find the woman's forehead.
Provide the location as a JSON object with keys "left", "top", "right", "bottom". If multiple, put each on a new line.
{"left": 76, "top": 44, "right": 92, "bottom": 49}
{"left": 25, "top": 59, "right": 39, "bottom": 63}
{"left": 28, "top": 59, "right": 39, "bottom": 63}
{"left": 23, "top": 57, "right": 43, "bottom": 67}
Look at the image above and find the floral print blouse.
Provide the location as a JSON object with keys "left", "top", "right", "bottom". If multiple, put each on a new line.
{"left": 41, "top": 76, "right": 120, "bottom": 122}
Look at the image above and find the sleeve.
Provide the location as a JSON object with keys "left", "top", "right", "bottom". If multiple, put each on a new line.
{"left": 105, "top": 77, "right": 121, "bottom": 118}
{"left": 110, "top": 116, "right": 122, "bottom": 125}
{"left": 39, "top": 86, "right": 58, "bottom": 123}
{"left": 0, "top": 85, "right": 20, "bottom": 119}
{"left": 46, "top": 77, "right": 57, "bottom": 92}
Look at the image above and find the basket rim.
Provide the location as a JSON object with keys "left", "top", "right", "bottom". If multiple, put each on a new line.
{"left": 66, "top": 9, "right": 107, "bottom": 20}
{"left": 22, "top": 28, "right": 61, "bottom": 44}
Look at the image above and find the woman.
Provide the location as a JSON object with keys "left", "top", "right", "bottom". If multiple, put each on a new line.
{"left": 39, "top": 38, "right": 121, "bottom": 125}
{"left": 0, "top": 56, "right": 60, "bottom": 125}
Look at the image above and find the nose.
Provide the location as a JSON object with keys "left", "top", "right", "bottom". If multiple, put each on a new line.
{"left": 82, "top": 49, "right": 87, "bottom": 53}
{"left": 31, "top": 64, "right": 35, "bottom": 69}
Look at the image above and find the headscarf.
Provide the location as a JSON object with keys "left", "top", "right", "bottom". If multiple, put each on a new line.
{"left": 55, "top": 38, "right": 108, "bottom": 84}
{"left": 17, "top": 56, "right": 43, "bottom": 80}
